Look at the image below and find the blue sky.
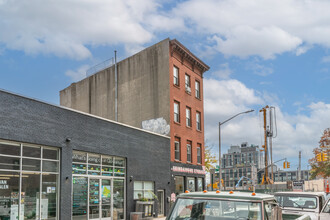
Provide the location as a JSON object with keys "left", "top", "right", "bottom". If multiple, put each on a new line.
{"left": 1, "top": 0, "right": 330, "bottom": 171}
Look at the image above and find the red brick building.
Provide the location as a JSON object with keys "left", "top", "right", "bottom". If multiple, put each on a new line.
{"left": 60, "top": 38, "right": 209, "bottom": 196}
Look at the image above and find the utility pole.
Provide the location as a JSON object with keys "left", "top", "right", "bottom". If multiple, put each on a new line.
{"left": 260, "top": 106, "right": 277, "bottom": 185}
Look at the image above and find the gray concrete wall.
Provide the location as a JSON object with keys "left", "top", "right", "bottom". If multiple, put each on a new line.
{"left": 0, "top": 90, "right": 171, "bottom": 219}
{"left": 60, "top": 39, "right": 171, "bottom": 129}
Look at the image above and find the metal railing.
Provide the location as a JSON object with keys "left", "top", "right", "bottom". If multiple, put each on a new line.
{"left": 86, "top": 58, "right": 114, "bottom": 77}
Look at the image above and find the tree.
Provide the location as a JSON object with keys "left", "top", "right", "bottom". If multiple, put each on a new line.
{"left": 204, "top": 145, "right": 218, "bottom": 173}
{"left": 309, "top": 128, "right": 330, "bottom": 179}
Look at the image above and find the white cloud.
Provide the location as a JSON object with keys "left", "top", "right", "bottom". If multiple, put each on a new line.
{"left": 65, "top": 65, "right": 90, "bottom": 82}
{"left": 203, "top": 78, "right": 330, "bottom": 163}
{"left": 246, "top": 60, "right": 274, "bottom": 76}
{"left": 0, "top": 0, "right": 179, "bottom": 59}
{"left": 172, "top": 0, "right": 330, "bottom": 59}
{"left": 211, "top": 63, "right": 232, "bottom": 79}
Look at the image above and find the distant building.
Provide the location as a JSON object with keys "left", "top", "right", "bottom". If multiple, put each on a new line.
{"left": 268, "top": 169, "right": 311, "bottom": 182}
{"left": 210, "top": 142, "right": 261, "bottom": 188}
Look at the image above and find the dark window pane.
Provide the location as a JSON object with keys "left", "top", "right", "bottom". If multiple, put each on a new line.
{"left": 22, "top": 173, "right": 40, "bottom": 219}
{"left": 72, "top": 177, "right": 88, "bottom": 220}
{"left": 23, "top": 146, "right": 41, "bottom": 158}
{"left": 22, "top": 158, "right": 41, "bottom": 171}
{"left": 0, "top": 143, "right": 20, "bottom": 156}
{"left": 73, "top": 151, "right": 87, "bottom": 163}
{"left": 43, "top": 148, "right": 58, "bottom": 160}
{"left": 42, "top": 174, "right": 58, "bottom": 219}
{"left": 0, "top": 156, "right": 20, "bottom": 170}
{"left": 113, "top": 179, "right": 124, "bottom": 220}
{"left": 0, "top": 171, "right": 19, "bottom": 219}
{"left": 43, "top": 161, "right": 59, "bottom": 172}
{"left": 114, "top": 158, "right": 125, "bottom": 167}
{"left": 88, "top": 154, "right": 101, "bottom": 164}
{"left": 102, "top": 156, "right": 113, "bottom": 166}
{"left": 72, "top": 163, "right": 87, "bottom": 175}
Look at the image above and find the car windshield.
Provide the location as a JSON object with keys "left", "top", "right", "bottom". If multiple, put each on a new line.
{"left": 275, "top": 195, "right": 317, "bottom": 209}
{"left": 168, "top": 198, "right": 262, "bottom": 220}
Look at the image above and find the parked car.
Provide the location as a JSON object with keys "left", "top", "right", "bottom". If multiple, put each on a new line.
{"left": 275, "top": 192, "right": 328, "bottom": 220}
{"left": 167, "top": 191, "right": 311, "bottom": 220}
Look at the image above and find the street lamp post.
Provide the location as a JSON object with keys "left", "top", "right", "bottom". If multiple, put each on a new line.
{"left": 219, "top": 110, "right": 254, "bottom": 190}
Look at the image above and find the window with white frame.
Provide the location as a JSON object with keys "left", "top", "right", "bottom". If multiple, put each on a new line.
{"left": 187, "top": 143, "right": 192, "bottom": 163}
{"left": 195, "top": 80, "right": 200, "bottom": 98}
{"left": 186, "top": 107, "right": 191, "bottom": 127}
{"left": 175, "top": 138, "right": 180, "bottom": 161}
{"left": 185, "top": 74, "right": 191, "bottom": 93}
{"left": 196, "top": 111, "right": 201, "bottom": 130}
{"left": 174, "top": 101, "right": 180, "bottom": 123}
{"left": 173, "top": 66, "right": 179, "bottom": 86}
{"left": 134, "top": 181, "right": 154, "bottom": 199}
{"left": 0, "top": 141, "right": 60, "bottom": 220}
{"left": 197, "top": 144, "right": 201, "bottom": 164}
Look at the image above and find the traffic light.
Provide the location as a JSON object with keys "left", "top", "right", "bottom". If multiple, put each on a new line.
{"left": 287, "top": 162, "right": 290, "bottom": 168}
{"left": 322, "top": 153, "right": 328, "bottom": 161}
{"left": 317, "top": 153, "right": 322, "bottom": 162}
{"left": 283, "top": 162, "right": 286, "bottom": 169}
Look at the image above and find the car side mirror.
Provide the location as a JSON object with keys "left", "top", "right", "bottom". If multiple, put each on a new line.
{"left": 272, "top": 205, "right": 283, "bottom": 220}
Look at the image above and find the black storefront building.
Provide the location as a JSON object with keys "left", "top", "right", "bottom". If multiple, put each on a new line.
{"left": 170, "top": 162, "right": 206, "bottom": 199}
{"left": 0, "top": 90, "right": 171, "bottom": 220}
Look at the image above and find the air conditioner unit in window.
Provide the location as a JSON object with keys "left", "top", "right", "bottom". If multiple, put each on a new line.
{"left": 185, "top": 86, "right": 191, "bottom": 94}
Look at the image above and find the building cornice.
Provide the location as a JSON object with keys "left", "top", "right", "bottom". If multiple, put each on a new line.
{"left": 170, "top": 39, "right": 210, "bottom": 74}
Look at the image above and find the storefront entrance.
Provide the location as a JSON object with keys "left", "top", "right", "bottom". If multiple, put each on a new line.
{"left": 89, "top": 178, "right": 111, "bottom": 220}
{"left": 72, "top": 151, "right": 125, "bottom": 220}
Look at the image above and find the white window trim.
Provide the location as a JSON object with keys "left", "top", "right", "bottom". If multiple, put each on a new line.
{"left": 174, "top": 102, "right": 180, "bottom": 123}
{"left": 187, "top": 144, "right": 192, "bottom": 163}
{"left": 186, "top": 108, "right": 191, "bottom": 127}
{"left": 174, "top": 141, "right": 180, "bottom": 161}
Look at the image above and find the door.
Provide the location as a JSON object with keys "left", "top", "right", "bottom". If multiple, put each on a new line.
{"left": 157, "top": 190, "right": 165, "bottom": 216}
{"left": 89, "top": 178, "right": 112, "bottom": 220}
{"left": 320, "top": 198, "right": 330, "bottom": 220}
{"left": 89, "top": 178, "right": 100, "bottom": 219}
{"left": 101, "top": 179, "right": 112, "bottom": 220}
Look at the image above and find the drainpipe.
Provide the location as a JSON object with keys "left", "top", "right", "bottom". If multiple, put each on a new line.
{"left": 115, "top": 50, "right": 118, "bottom": 121}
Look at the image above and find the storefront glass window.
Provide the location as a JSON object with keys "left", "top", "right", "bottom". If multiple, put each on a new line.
{"left": 72, "top": 177, "right": 88, "bottom": 220}
{"left": 23, "top": 146, "right": 41, "bottom": 158}
{"left": 22, "top": 159, "right": 41, "bottom": 171}
{"left": 72, "top": 152, "right": 125, "bottom": 177}
{"left": 197, "top": 178, "right": 203, "bottom": 191}
{"left": 175, "top": 176, "right": 184, "bottom": 195}
{"left": 0, "top": 142, "right": 20, "bottom": 156}
{"left": 0, "top": 171, "right": 20, "bottom": 220}
{"left": 72, "top": 151, "right": 126, "bottom": 220}
{"left": 0, "top": 156, "right": 20, "bottom": 170}
{"left": 187, "top": 177, "right": 195, "bottom": 192}
{"left": 0, "top": 140, "right": 60, "bottom": 220}
{"left": 42, "top": 174, "right": 58, "bottom": 220}
{"left": 113, "top": 179, "right": 124, "bottom": 220}
{"left": 22, "top": 173, "right": 40, "bottom": 219}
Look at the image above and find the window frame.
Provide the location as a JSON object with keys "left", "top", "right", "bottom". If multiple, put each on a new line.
{"left": 196, "top": 111, "right": 201, "bottom": 131}
{"left": 185, "top": 74, "right": 191, "bottom": 93}
{"left": 174, "top": 101, "right": 180, "bottom": 123}
{"left": 173, "top": 66, "right": 179, "bottom": 86}
{"left": 187, "top": 142, "right": 192, "bottom": 163}
{"left": 133, "top": 181, "right": 155, "bottom": 200}
{"left": 197, "top": 144, "right": 202, "bottom": 164}
{"left": 186, "top": 107, "right": 191, "bottom": 127}
{"left": 195, "top": 80, "right": 200, "bottom": 99}
{"left": 174, "top": 138, "right": 181, "bottom": 161}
